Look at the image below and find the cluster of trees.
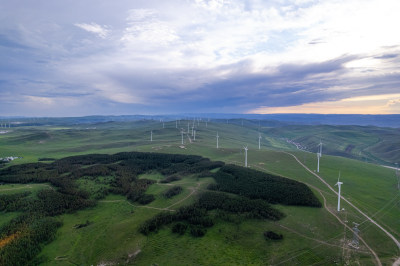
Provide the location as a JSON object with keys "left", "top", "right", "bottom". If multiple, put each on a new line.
{"left": 0, "top": 162, "right": 57, "bottom": 183}
{"left": 0, "top": 217, "right": 62, "bottom": 266}
{"left": 38, "top": 158, "right": 55, "bottom": 161}
{"left": 125, "top": 179, "right": 156, "bottom": 204}
{"left": 0, "top": 151, "right": 227, "bottom": 264}
{"left": 264, "top": 231, "right": 283, "bottom": 240}
{"left": 0, "top": 187, "right": 94, "bottom": 265}
{"left": 73, "top": 220, "right": 92, "bottom": 229}
{"left": 140, "top": 191, "right": 285, "bottom": 238}
{"left": 0, "top": 191, "right": 31, "bottom": 212}
{"left": 31, "top": 189, "right": 95, "bottom": 216}
{"left": 0, "top": 152, "right": 223, "bottom": 183}
{"left": 163, "top": 186, "right": 183, "bottom": 198}
{"left": 0, "top": 188, "right": 93, "bottom": 265}
{"left": 139, "top": 205, "right": 213, "bottom": 237}
{"left": 0, "top": 151, "right": 320, "bottom": 262}
{"left": 160, "top": 175, "right": 181, "bottom": 183}
{"left": 211, "top": 165, "right": 321, "bottom": 207}
{"left": 0, "top": 152, "right": 224, "bottom": 206}
{"left": 196, "top": 192, "right": 284, "bottom": 220}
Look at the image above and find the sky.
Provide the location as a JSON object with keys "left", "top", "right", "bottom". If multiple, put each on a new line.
{"left": 1, "top": 0, "right": 400, "bottom": 116}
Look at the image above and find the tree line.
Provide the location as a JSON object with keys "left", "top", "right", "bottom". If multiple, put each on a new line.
{"left": 139, "top": 191, "right": 285, "bottom": 237}
{"left": 209, "top": 165, "right": 321, "bottom": 207}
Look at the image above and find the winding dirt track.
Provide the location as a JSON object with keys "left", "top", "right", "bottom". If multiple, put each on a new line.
{"left": 284, "top": 152, "right": 400, "bottom": 266}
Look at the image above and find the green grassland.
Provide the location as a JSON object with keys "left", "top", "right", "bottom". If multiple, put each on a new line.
{"left": 0, "top": 119, "right": 399, "bottom": 265}
{"left": 262, "top": 124, "right": 400, "bottom": 165}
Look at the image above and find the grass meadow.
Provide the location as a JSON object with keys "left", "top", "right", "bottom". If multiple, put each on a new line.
{"left": 0, "top": 120, "right": 399, "bottom": 265}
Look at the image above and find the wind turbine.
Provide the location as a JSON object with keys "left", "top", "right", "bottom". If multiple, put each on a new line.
{"left": 193, "top": 130, "right": 196, "bottom": 141}
{"left": 317, "top": 139, "right": 322, "bottom": 172}
{"left": 335, "top": 172, "right": 343, "bottom": 212}
{"left": 216, "top": 132, "right": 219, "bottom": 149}
{"left": 150, "top": 130, "right": 153, "bottom": 142}
{"left": 181, "top": 129, "right": 184, "bottom": 145}
{"left": 244, "top": 146, "right": 248, "bottom": 167}
{"left": 258, "top": 133, "right": 261, "bottom": 150}
{"left": 396, "top": 163, "right": 399, "bottom": 190}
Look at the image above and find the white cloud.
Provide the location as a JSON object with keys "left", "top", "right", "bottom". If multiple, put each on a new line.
{"left": 121, "top": 8, "right": 178, "bottom": 46}
{"left": 25, "top": 96, "right": 54, "bottom": 105}
{"left": 3, "top": 0, "right": 400, "bottom": 115}
{"left": 195, "top": 0, "right": 225, "bottom": 10}
{"left": 248, "top": 94, "right": 400, "bottom": 115}
{"left": 75, "top": 22, "right": 109, "bottom": 38}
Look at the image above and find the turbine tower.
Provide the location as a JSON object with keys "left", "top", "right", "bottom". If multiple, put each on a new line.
{"left": 396, "top": 163, "right": 399, "bottom": 190}
{"left": 181, "top": 129, "right": 184, "bottom": 145}
{"left": 244, "top": 146, "right": 248, "bottom": 167}
{"left": 258, "top": 133, "right": 261, "bottom": 150}
{"left": 193, "top": 130, "right": 196, "bottom": 141}
{"left": 317, "top": 139, "right": 322, "bottom": 172}
{"left": 150, "top": 130, "right": 153, "bottom": 142}
{"left": 335, "top": 172, "right": 343, "bottom": 212}
{"left": 216, "top": 132, "right": 219, "bottom": 149}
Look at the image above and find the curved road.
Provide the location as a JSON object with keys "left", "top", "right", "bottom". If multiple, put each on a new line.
{"left": 285, "top": 152, "right": 400, "bottom": 265}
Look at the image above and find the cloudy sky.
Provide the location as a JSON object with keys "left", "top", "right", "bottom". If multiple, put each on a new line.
{"left": 1, "top": 0, "right": 400, "bottom": 116}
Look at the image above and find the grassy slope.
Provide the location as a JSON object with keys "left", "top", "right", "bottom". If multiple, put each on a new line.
{"left": 0, "top": 120, "right": 399, "bottom": 265}
{"left": 263, "top": 124, "right": 400, "bottom": 165}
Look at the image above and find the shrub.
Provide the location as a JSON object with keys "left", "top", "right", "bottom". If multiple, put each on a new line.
{"left": 163, "top": 186, "right": 183, "bottom": 198}
{"left": 190, "top": 226, "right": 206, "bottom": 237}
{"left": 264, "top": 231, "right": 283, "bottom": 240}
{"left": 172, "top": 223, "right": 187, "bottom": 235}
{"left": 137, "top": 194, "right": 155, "bottom": 205}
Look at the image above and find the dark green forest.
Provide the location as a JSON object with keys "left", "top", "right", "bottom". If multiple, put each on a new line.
{"left": 0, "top": 152, "right": 320, "bottom": 265}
{"left": 210, "top": 164, "right": 322, "bottom": 207}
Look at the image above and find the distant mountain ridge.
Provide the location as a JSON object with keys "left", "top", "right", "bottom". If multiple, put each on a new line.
{"left": 1, "top": 114, "right": 399, "bottom": 128}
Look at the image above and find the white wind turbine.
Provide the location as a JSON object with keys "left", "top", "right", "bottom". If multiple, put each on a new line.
{"left": 244, "top": 146, "right": 248, "bottom": 167}
{"left": 150, "top": 130, "right": 153, "bottom": 142}
{"left": 317, "top": 139, "right": 322, "bottom": 172}
{"left": 258, "top": 133, "right": 261, "bottom": 150}
{"left": 335, "top": 172, "right": 343, "bottom": 212}
{"left": 216, "top": 132, "right": 219, "bottom": 149}
{"left": 181, "top": 129, "right": 184, "bottom": 145}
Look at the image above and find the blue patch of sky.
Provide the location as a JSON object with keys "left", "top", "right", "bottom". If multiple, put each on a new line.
{"left": 261, "top": 29, "right": 301, "bottom": 54}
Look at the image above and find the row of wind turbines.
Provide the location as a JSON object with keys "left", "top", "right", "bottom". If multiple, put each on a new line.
{"left": 152, "top": 119, "right": 346, "bottom": 213}
{"left": 0, "top": 122, "right": 11, "bottom": 128}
